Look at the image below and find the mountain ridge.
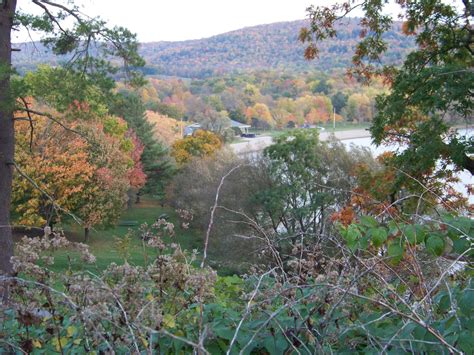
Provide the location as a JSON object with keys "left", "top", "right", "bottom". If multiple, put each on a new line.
{"left": 13, "top": 18, "right": 415, "bottom": 78}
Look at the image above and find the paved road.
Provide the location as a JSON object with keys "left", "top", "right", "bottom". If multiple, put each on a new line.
{"left": 230, "top": 129, "right": 371, "bottom": 155}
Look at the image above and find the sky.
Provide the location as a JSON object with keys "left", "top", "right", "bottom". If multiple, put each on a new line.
{"left": 14, "top": 1, "right": 465, "bottom": 44}
{"left": 13, "top": 0, "right": 343, "bottom": 43}
{"left": 13, "top": 0, "right": 420, "bottom": 43}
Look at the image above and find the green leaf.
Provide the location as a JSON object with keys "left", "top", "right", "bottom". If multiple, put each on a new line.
{"left": 360, "top": 215, "right": 378, "bottom": 228}
{"left": 466, "top": 319, "right": 474, "bottom": 332}
{"left": 387, "top": 243, "right": 404, "bottom": 265}
{"left": 425, "top": 235, "right": 444, "bottom": 256}
{"left": 66, "top": 325, "right": 77, "bottom": 338}
{"left": 52, "top": 337, "right": 69, "bottom": 352}
{"left": 263, "top": 335, "right": 288, "bottom": 354}
{"left": 459, "top": 290, "right": 474, "bottom": 316}
{"left": 399, "top": 322, "right": 417, "bottom": 338}
{"left": 437, "top": 294, "right": 450, "bottom": 313}
{"left": 358, "top": 236, "right": 370, "bottom": 250}
{"left": 345, "top": 224, "right": 362, "bottom": 250}
{"left": 402, "top": 225, "right": 423, "bottom": 244}
{"left": 213, "top": 325, "right": 235, "bottom": 340}
{"left": 457, "top": 330, "right": 474, "bottom": 354}
{"left": 412, "top": 324, "right": 427, "bottom": 340}
{"left": 453, "top": 237, "right": 470, "bottom": 254}
{"left": 163, "top": 314, "right": 176, "bottom": 329}
{"left": 371, "top": 227, "right": 388, "bottom": 247}
{"left": 388, "top": 220, "right": 400, "bottom": 236}
{"left": 450, "top": 216, "right": 473, "bottom": 235}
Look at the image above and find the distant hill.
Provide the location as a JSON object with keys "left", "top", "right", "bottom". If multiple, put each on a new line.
{"left": 13, "top": 18, "right": 414, "bottom": 78}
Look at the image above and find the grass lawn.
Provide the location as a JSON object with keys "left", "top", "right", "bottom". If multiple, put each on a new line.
{"left": 318, "top": 122, "right": 371, "bottom": 131}
{"left": 38, "top": 197, "right": 204, "bottom": 273}
{"left": 250, "top": 122, "right": 371, "bottom": 138}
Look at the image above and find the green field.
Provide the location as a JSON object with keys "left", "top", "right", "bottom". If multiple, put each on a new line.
{"left": 35, "top": 198, "right": 204, "bottom": 272}
{"left": 249, "top": 122, "right": 371, "bottom": 138}
{"left": 317, "top": 122, "right": 371, "bottom": 131}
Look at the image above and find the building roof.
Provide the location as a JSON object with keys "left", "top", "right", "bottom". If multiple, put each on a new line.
{"left": 186, "top": 123, "right": 202, "bottom": 128}
{"left": 230, "top": 120, "right": 251, "bottom": 128}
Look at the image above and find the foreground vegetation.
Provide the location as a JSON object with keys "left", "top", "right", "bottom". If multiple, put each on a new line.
{"left": 2, "top": 207, "right": 473, "bottom": 353}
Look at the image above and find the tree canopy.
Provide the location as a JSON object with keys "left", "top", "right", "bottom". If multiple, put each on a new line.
{"left": 0, "top": 0, "right": 144, "bottom": 276}
{"left": 300, "top": 0, "right": 474, "bottom": 176}
{"left": 171, "top": 130, "right": 223, "bottom": 166}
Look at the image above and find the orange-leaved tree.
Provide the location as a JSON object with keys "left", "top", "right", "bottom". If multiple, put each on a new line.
{"left": 127, "top": 130, "right": 147, "bottom": 190}
{"left": 13, "top": 113, "right": 94, "bottom": 227}
{"left": 12, "top": 105, "right": 146, "bottom": 241}
{"left": 245, "top": 103, "right": 274, "bottom": 128}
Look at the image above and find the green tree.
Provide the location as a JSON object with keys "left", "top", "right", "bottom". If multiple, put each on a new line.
{"left": 220, "top": 88, "right": 247, "bottom": 123}
{"left": 311, "top": 78, "right": 331, "bottom": 94}
{"left": 0, "top": 0, "right": 143, "bottom": 277}
{"left": 111, "top": 93, "right": 174, "bottom": 201}
{"left": 300, "top": 0, "right": 473, "bottom": 175}
{"left": 331, "top": 91, "right": 348, "bottom": 114}
{"left": 256, "top": 130, "right": 373, "bottom": 239}
{"left": 150, "top": 102, "right": 184, "bottom": 119}
{"left": 343, "top": 93, "right": 372, "bottom": 122}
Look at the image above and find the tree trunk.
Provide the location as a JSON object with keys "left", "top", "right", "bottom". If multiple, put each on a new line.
{"left": 0, "top": 0, "right": 17, "bottom": 299}
{"left": 48, "top": 219, "right": 55, "bottom": 233}
{"left": 127, "top": 189, "right": 134, "bottom": 209}
{"left": 84, "top": 227, "right": 90, "bottom": 243}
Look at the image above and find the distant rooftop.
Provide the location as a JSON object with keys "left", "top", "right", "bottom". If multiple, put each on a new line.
{"left": 230, "top": 120, "right": 251, "bottom": 128}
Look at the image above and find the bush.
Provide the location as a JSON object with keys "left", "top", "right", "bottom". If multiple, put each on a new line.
{"left": 2, "top": 213, "right": 472, "bottom": 353}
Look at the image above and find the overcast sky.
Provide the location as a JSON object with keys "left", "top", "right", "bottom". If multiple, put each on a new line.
{"left": 11, "top": 0, "right": 354, "bottom": 43}
{"left": 13, "top": 0, "right": 410, "bottom": 43}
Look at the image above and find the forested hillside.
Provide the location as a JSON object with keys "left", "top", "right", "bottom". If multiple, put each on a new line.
{"left": 13, "top": 19, "right": 414, "bottom": 78}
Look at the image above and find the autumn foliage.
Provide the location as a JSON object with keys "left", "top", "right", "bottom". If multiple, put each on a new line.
{"left": 145, "top": 110, "right": 184, "bottom": 146}
{"left": 12, "top": 103, "right": 146, "bottom": 231}
{"left": 171, "top": 130, "right": 222, "bottom": 166}
{"left": 13, "top": 117, "right": 94, "bottom": 226}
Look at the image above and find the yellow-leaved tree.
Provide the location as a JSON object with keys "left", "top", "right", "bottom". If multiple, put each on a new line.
{"left": 171, "top": 130, "right": 222, "bottom": 166}
{"left": 245, "top": 103, "right": 274, "bottom": 128}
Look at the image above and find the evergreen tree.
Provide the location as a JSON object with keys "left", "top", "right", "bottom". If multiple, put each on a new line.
{"left": 112, "top": 93, "right": 174, "bottom": 201}
{"left": 331, "top": 92, "right": 348, "bottom": 114}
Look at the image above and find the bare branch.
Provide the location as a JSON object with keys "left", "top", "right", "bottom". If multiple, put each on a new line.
{"left": 201, "top": 164, "right": 247, "bottom": 268}
{"left": 17, "top": 103, "right": 83, "bottom": 137}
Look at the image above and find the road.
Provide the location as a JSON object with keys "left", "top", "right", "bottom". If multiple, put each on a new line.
{"left": 230, "top": 129, "right": 371, "bottom": 155}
